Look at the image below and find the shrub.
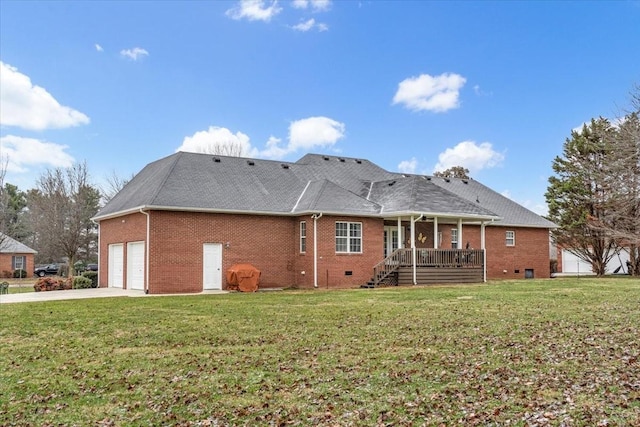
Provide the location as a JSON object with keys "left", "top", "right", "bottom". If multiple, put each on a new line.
{"left": 2, "top": 270, "right": 13, "bottom": 278}
{"left": 73, "top": 276, "right": 93, "bottom": 289}
{"left": 13, "top": 269, "right": 27, "bottom": 278}
{"left": 34, "top": 277, "right": 73, "bottom": 292}
{"left": 82, "top": 271, "right": 98, "bottom": 288}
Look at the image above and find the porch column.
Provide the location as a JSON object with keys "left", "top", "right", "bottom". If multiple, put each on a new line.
{"left": 481, "top": 221, "right": 487, "bottom": 282}
{"left": 433, "top": 216, "right": 438, "bottom": 249}
{"left": 410, "top": 215, "right": 417, "bottom": 285}
{"left": 397, "top": 217, "right": 403, "bottom": 249}
{"left": 457, "top": 218, "right": 463, "bottom": 249}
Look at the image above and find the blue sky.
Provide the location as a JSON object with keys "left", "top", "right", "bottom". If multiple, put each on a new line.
{"left": 1, "top": 0, "right": 639, "bottom": 215}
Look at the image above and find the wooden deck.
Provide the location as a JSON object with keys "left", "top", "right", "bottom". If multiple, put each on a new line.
{"left": 372, "top": 248, "right": 484, "bottom": 286}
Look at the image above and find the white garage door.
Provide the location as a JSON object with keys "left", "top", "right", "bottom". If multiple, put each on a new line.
{"left": 108, "top": 244, "right": 124, "bottom": 288}
{"left": 203, "top": 243, "right": 222, "bottom": 290}
{"left": 127, "top": 241, "right": 145, "bottom": 290}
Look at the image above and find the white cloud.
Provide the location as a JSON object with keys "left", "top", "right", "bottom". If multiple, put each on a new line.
{"left": 95, "top": 44, "right": 104, "bottom": 52}
{"left": 292, "top": 18, "right": 328, "bottom": 32}
{"left": 398, "top": 158, "right": 418, "bottom": 174}
{"left": 226, "top": 0, "right": 282, "bottom": 22}
{"left": 120, "top": 47, "right": 149, "bottom": 61}
{"left": 176, "top": 126, "right": 259, "bottom": 157}
{"left": 0, "top": 62, "right": 90, "bottom": 131}
{"left": 393, "top": 72, "right": 466, "bottom": 113}
{"left": 0, "top": 135, "right": 75, "bottom": 172}
{"left": 288, "top": 116, "right": 345, "bottom": 151}
{"left": 434, "top": 141, "right": 505, "bottom": 174}
{"left": 292, "top": 0, "right": 331, "bottom": 11}
{"left": 258, "top": 116, "right": 344, "bottom": 158}
{"left": 260, "top": 135, "right": 288, "bottom": 158}
{"left": 178, "top": 116, "right": 344, "bottom": 161}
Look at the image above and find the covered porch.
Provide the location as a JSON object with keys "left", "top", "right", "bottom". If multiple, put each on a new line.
{"left": 372, "top": 247, "right": 485, "bottom": 286}
{"left": 370, "top": 212, "right": 495, "bottom": 287}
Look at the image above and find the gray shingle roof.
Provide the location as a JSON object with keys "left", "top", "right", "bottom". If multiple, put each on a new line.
{"left": 369, "top": 176, "right": 498, "bottom": 218}
{"left": 0, "top": 234, "right": 37, "bottom": 254}
{"left": 94, "top": 152, "right": 553, "bottom": 229}
{"left": 427, "top": 176, "right": 557, "bottom": 228}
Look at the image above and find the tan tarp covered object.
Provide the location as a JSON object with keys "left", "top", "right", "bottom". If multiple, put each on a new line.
{"left": 226, "top": 263, "right": 261, "bottom": 292}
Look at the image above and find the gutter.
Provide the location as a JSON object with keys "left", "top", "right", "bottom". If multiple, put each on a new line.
{"left": 139, "top": 208, "right": 150, "bottom": 294}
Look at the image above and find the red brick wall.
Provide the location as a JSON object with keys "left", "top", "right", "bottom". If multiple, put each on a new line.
{"left": 148, "top": 211, "right": 298, "bottom": 293}
{"left": 296, "top": 216, "right": 384, "bottom": 289}
{"left": 0, "top": 253, "right": 35, "bottom": 278}
{"left": 98, "top": 210, "right": 550, "bottom": 292}
{"left": 483, "top": 226, "right": 550, "bottom": 279}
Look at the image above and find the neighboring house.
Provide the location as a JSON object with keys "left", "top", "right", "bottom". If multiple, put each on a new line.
{"left": 93, "top": 153, "right": 557, "bottom": 294}
{"left": 0, "top": 233, "right": 37, "bottom": 278}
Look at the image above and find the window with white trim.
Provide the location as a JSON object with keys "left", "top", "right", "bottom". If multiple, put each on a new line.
{"left": 336, "top": 221, "right": 362, "bottom": 253}
{"left": 300, "top": 221, "right": 306, "bottom": 253}
{"left": 451, "top": 229, "right": 458, "bottom": 249}
{"left": 506, "top": 230, "right": 515, "bottom": 246}
{"left": 12, "top": 255, "right": 26, "bottom": 270}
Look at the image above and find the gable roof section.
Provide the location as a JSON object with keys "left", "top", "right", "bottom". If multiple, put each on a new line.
{"left": 370, "top": 176, "right": 498, "bottom": 218}
{"left": 293, "top": 180, "right": 381, "bottom": 214}
{"left": 0, "top": 233, "right": 37, "bottom": 254}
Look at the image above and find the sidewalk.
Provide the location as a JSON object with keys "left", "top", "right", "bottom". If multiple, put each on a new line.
{"left": 0, "top": 288, "right": 227, "bottom": 304}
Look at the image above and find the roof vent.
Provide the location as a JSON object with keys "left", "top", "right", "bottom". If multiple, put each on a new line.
{"left": 444, "top": 178, "right": 451, "bottom": 183}
{"left": 476, "top": 196, "right": 480, "bottom": 203}
{"left": 388, "top": 180, "right": 396, "bottom": 186}
{"left": 339, "top": 158, "right": 345, "bottom": 162}
{"left": 426, "top": 176, "right": 431, "bottom": 181}
{"left": 281, "top": 163, "right": 290, "bottom": 169}
{"left": 247, "top": 160, "right": 255, "bottom": 166}
{"left": 355, "top": 159, "right": 362, "bottom": 164}
{"left": 212, "top": 157, "right": 221, "bottom": 163}
{"left": 323, "top": 156, "right": 330, "bottom": 161}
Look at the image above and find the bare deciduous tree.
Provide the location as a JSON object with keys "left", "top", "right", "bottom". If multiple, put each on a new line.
{"left": 27, "top": 162, "right": 101, "bottom": 276}
{"left": 102, "top": 170, "right": 134, "bottom": 203}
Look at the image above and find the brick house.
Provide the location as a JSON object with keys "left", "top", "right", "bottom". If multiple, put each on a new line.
{"left": 0, "top": 233, "right": 37, "bottom": 278}
{"left": 93, "top": 152, "right": 556, "bottom": 293}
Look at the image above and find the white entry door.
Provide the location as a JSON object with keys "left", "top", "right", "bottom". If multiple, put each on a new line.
{"left": 127, "top": 241, "right": 145, "bottom": 290}
{"left": 108, "top": 244, "right": 124, "bottom": 288}
{"left": 203, "top": 243, "right": 222, "bottom": 290}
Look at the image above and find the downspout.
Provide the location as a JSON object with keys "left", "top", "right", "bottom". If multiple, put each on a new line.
{"left": 311, "top": 213, "right": 323, "bottom": 288}
{"left": 93, "top": 219, "right": 100, "bottom": 287}
{"left": 480, "top": 221, "right": 486, "bottom": 283}
{"left": 139, "top": 208, "right": 150, "bottom": 294}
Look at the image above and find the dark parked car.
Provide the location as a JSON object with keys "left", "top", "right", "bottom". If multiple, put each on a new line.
{"left": 34, "top": 264, "right": 60, "bottom": 277}
{"left": 86, "top": 263, "right": 98, "bottom": 272}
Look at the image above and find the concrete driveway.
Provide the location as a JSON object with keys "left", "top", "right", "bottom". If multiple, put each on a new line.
{"left": 0, "top": 288, "right": 227, "bottom": 304}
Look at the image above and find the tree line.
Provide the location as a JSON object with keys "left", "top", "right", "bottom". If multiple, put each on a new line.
{"left": 546, "top": 85, "right": 640, "bottom": 276}
{"left": 0, "top": 163, "right": 129, "bottom": 276}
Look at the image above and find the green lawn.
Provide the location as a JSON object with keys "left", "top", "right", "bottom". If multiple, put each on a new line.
{"left": 1, "top": 277, "right": 638, "bottom": 426}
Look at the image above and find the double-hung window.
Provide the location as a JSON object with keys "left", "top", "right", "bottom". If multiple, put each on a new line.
{"left": 12, "top": 255, "right": 26, "bottom": 270}
{"left": 451, "top": 229, "right": 458, "bottom": 249}
{"left": 336, "top": 222, "right": 362, "bottom": 253}
{"left": 506, "top": 230, "right": 515, "bottom": 246}
{"left": 300, "top": 221, "right": 307, "bottom": 253}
